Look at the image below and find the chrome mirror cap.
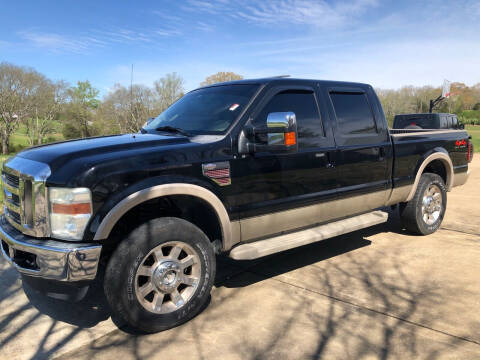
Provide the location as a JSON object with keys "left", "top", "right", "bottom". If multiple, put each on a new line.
{"left": 266, "top": 112, "right": 296, "bottom": 129}
{"left": 266, "top": 112, "right": 296, "bottom": 146}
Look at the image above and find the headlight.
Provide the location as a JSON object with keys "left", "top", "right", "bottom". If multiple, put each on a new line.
{"left": 48, "top": 187, "right": 92, "bottom": 241}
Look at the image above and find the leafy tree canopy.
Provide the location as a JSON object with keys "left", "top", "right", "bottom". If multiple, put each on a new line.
{"left": 200, "top": 72, "right": 243, "bottom": 86}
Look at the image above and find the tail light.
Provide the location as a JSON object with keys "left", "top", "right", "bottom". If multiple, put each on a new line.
{"left": 467, "top": 139, "right": 473, "bottom": 163}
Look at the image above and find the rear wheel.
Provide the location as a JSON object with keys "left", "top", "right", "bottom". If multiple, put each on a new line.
{"left": 104, "top": 217, "right": 216, "bottom": 333}
{"left": 399, "top": 173, "right": 447, "bottom": 235}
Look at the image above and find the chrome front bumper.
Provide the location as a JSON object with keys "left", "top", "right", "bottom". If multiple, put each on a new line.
{"left": 0, "top": 216, "right": 101, "bottom": 281}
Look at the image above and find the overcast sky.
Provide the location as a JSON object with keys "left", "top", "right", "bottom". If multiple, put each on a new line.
{"left": 1, "top": 0, "right": 479, "bottom": 95}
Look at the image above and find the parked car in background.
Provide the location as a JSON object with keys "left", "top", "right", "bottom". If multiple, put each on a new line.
{"left": 393, "top": 113, "right": 464, "bottom": 130}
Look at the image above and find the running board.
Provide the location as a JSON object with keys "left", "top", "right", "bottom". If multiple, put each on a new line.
{"left": 229, "top": 210, "right": 388, "bottom": 260}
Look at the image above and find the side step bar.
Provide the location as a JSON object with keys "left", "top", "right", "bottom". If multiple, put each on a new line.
{"left": 229, "top": 210, "right": 388, "bottom": 260}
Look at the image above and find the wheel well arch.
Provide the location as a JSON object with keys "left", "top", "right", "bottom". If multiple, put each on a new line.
{"left": 405, "top": 152, "right": 453, "bottom": 202}
{"left": 424, "top": 160, "right": 447, "bottom": 184}
{"left": 94, "top": 183, "right": 233, "bottom": 251}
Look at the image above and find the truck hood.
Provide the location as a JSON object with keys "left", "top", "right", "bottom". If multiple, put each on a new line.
{"left": 17, "top": 133, "right": 190, "bottom": 171}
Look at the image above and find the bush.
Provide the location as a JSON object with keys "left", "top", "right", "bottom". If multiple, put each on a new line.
{"left": 44, "top": 136, "right": 59, "bottom": 144}
{"left": 10, "top": 143, "right": 29, "bottom": 153}
{"left": 62, "top": 123, "right": 82, "bottom": 139}
{"left": 458, "top": 110, "right": 480, "bottom": 125}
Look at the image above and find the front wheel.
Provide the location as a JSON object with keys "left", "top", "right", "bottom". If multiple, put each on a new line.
{"left": 399, "top": 173, "right": 447, "bottom": 235}
{"left": 104, "top": 217, "right": 216, "bottom": 333}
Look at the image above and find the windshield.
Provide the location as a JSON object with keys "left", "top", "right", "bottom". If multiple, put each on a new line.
{"left": 145, "top": 84, "right": 259, "bottom": 135}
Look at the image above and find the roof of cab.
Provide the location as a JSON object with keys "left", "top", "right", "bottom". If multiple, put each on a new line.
{"left": 197, "top": 77, "right": 372, "bottom": 90}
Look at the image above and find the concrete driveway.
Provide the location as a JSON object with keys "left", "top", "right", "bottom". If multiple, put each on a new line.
{"left": 1, "top": 160, "right": 479, "bottom": 360}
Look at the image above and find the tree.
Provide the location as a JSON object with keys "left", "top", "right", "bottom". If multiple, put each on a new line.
{"left": 0, "top": 62, "right": 45, "bottom": 154}
{"left": 98, "top": 73, "right": 186, "bottom": 136}
{"left": 25, "top": 80, "right": 68, "bottom": 145}
{"left": 101, "top": 83, "right": 157, "bottom": 134}
{"left": 63, "top": 81, "right": 100, "bottom": 139}
{"left": 154, "top": 72, "right": 185, "bottom": 112}
{"left": 376, "top": 82, "right": 480, "bottom": 126}
{"left": 200, "top": 71, "right": 243, "bottom": 86}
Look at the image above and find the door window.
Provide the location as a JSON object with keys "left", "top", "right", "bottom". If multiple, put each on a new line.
{"left": 329, "top": 92, "right": 377, "bottom": 135}
{"left": 256, "top": 90, "right": 324, "bottom": 148}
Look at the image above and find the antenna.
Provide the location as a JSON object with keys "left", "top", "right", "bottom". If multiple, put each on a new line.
{"left": 130, "top": 64, "right": 133, "bottom": 123}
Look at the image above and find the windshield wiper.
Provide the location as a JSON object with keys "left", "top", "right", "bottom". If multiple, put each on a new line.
{"left": 155, "top": 126, "right": 191, "bottom": 137}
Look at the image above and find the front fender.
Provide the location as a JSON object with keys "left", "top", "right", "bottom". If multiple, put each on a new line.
{"left": 85, "top": 175, "right": 233, "bottom": 246}
{"left": 92, "top": 182, "right": 233, "bottom": 250}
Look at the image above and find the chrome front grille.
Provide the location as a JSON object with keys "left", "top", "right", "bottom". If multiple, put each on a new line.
{"left": 3, "top": 172, "right": 19, "bottom": 188}
{"left": 2, "top": 173, "right": 20, "bottom": 204}
{"left": 2, "top": 171, "right": 23, "bottom": 224}
{"left": 2, "top": 170, "right": 32, "bottom": 230}
{"left": 10, "top": 193, "right": 20, "bottom": 206}
{"left": 2, "top": 157, "right": 51, "bottom": 238}
{"left": 5, "top": 207, "right": 21, "bottom": 224}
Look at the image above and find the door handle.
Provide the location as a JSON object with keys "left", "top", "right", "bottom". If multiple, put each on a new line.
{"left": 316, "top": 152, "right": 335, "bottom": 168}
{"left": 378, "top": 147, "right": 386, "bottom": 161}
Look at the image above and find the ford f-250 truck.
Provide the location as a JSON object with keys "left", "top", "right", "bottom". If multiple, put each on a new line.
{"left": 0, "top": 78, "right": 472, "bottom": 333}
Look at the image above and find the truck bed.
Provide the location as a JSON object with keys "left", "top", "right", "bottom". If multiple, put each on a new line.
{"left": 389, "top": 128, "right": 470, "bottom": 195}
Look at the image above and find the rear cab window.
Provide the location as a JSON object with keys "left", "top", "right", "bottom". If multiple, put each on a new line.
{"left": 327, "top": 88, "right": 385, "bottom": 146}
{"left": 330, "top": 92, "right": 377, "bottom": 135}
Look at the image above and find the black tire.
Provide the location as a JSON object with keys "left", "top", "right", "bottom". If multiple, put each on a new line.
{"left": 104, "top": 217, "right": 216, "bottom": 333}
{"left": 399, "top": 173, "right": 447, "bottom": 235}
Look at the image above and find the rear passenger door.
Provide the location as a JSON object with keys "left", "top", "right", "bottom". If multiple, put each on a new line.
{"left": 323, "top": 86, "right": 391, "bottom": 216}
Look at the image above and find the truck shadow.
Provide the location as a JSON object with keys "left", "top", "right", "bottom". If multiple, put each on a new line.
{"left": 3, "top": 209, "right": 471, "bottom": 359}
{"left": 214, "top": 207, "right": 405, "bottom": 288}
{"left": 22, "top": 269, "right": 111, "bottom": 328}
{"left": 19, "top": 209, "right": 404, "bottom": 331}
{"left": 54, "top": 210, "right": 475, "bottom": 360}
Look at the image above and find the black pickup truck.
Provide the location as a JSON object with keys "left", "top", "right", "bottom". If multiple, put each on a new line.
{"left": 0, "top": 78, "right": 472, "bottom": 333}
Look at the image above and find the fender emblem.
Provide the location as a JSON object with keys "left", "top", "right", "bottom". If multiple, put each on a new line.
{"left": 202, "top": 162, "right": 231, "bottom": 186}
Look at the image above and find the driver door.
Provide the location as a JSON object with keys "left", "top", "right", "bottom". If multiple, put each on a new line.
{"left": 230, "top": 85, "right": 337, "bottom": 241}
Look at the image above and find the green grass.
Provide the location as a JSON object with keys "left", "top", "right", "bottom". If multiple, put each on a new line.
{"left": 10, "top": 133, "right": 30, "bottom": 153}
{"left": 9, "top": 125, "right": 64, "bottom": 153}
{"left": 466, "top": 125, "right": 480, "bottom": 152}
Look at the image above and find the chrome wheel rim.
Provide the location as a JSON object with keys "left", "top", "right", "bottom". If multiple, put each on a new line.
{"left": 421, "top": 184, "right": 442, "bottom": 225}
{"left": 135, "top": 241, "right": 201, "bottom": 314}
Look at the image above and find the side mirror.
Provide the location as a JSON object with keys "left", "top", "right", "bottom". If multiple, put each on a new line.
{"left": 238, "top": 112, "right": 298, "bottom": 154}
{"left": 266, "top": 112, "right": 297, "bottom": 148}
{"left": 141, "top": 117, "right": 155, "bottom": 130}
